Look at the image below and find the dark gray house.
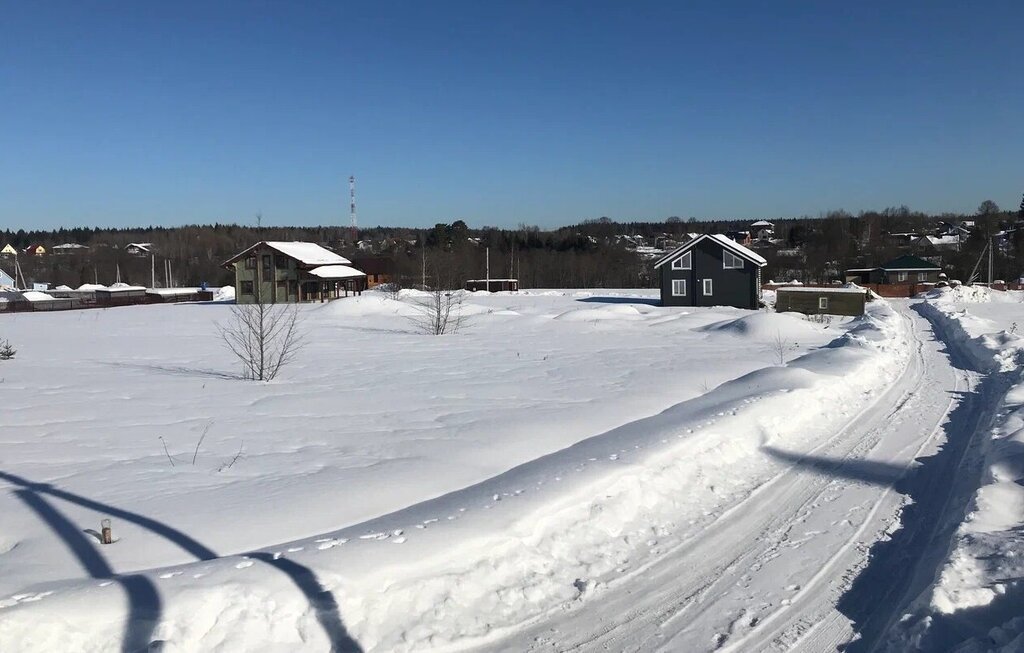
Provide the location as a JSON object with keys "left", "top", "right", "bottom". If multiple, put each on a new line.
{"left": 844, "top": 255, "right": 942, "bottom": 285}
{"left": 653, "top": 234, "right": 767, "bottom": 309}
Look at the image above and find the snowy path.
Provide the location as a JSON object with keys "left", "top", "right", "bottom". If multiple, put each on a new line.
{"left": 488, "top": 305, "right": 988, "bottom": 652}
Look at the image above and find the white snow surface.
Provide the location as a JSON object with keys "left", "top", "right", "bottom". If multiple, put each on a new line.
{"left": 0, "top": 289, "right": 916, "bottom": 651}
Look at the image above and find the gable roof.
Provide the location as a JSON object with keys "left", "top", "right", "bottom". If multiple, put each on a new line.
{"left": 222, "top": 241, "right": 352, "bottom": 268}
{"left": 881, "top": 254, "right": 941, "bottom": 271}
{"left": 653, "top": 233, "right": 767, "bottom": 269}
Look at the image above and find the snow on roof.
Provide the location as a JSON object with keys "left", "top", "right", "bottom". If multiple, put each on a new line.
{"left": 267, "top": 242, "right": 352, "bottom": 266}
{"left": 751, "top": 220, "right": 774, "bottom": 227}
{"left": 22, "top": 291, "right": 56, "bottom": 302}
{"left": 77, "top": 283, "right": 107, "bottom": 290}
{"left": 52, "top": 243, "right": 88, "bottom": 249}
{"left": 307, "top": 264, "right": 366, "bottom": 279}
{"left": 100, "top": 285, "right": 147, "bottom": 293}
{"left": 653, "top": 234, "right": 768, "bottom": 269}
{"left": 146, "top": 287, "right": 201, "bottom": 296}
{"left": 224, "top": 241, "right": 352, "bottom": 268}
{"left": 776, "top": 286, "right": 867, "bottom": 294}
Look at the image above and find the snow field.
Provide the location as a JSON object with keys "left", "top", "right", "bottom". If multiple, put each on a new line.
{"left": 0, "top": 290, "right": 906, "bottom": 651}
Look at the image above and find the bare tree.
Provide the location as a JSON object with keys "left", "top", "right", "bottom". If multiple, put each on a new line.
{"left": 408, "top": 255, "right": 467, "bottom": 335}
{"left": 218, "top": 301, "right": 303, "bottom": 380}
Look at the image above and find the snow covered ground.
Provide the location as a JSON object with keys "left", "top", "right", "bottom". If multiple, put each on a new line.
{"left": 0, "top": 288, "right": 1014, "bottom": 652}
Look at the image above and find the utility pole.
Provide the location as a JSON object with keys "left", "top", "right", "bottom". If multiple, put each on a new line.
{"left": 151, "top": 254, "right": 156, "bottom": 288}
{"left": 989, "top": 234, "right": 996, "bottom": 285}
{"left": 421, "top": 243, "right": 426, "bottom": 289}
{"left": 486, "top": 246, "right": 490, "bottom": 292}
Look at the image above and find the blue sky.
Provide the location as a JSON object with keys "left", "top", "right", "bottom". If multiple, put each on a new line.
{"left": 2, "top": 1, "right": 1022, "bottom": 230}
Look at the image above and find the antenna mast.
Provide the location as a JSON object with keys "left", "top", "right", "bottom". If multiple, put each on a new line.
{"left": 349, "top": 175, "right": 357, "bottom": 244}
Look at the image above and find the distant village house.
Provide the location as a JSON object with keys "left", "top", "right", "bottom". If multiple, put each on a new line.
{"left": 223, "top": 241, "right": 367, "bottom": 304}
{"left": 845, "top": 255, "right": 942, "bottom": 285}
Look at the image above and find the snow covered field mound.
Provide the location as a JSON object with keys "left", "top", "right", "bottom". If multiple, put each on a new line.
{"left": 0, "top": 291, "right": 909, "bottom": 651}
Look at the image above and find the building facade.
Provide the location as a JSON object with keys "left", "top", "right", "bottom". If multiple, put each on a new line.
{"left": 653, "top": 234, "right": 767, "bottom": 309}
{"left": 223, "top": 241, "right": 367, "bottom": 304}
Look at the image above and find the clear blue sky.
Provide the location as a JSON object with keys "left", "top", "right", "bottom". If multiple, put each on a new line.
{"left": 2, "top": 1, "right": 1022, "bottom": 230}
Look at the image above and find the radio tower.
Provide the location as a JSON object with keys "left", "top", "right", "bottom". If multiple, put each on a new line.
{"left": 348, "top": 175, "right": 358, "bottom": 244}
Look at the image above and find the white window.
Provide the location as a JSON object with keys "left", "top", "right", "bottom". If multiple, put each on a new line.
{"left": 818, "top": 297, "right": 829, "bottom": 310}
{"left": 671, "top": 251, "right": 692, "bottom": 270}
{"left": 723, "top": 251, "right": 744, "bottom": 269}
{"left": 671, "top": 279, "right": 687, "bottom": 296}
{"left": 897, "top": 272, "right": 908, "bottom": 282}
{"left": 703, "top": 279, "right": 713, "bottom": 296}
{"left": 917, "top": 272, "right": 928, "bottom": 281}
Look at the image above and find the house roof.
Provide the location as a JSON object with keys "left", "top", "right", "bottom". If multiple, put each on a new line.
{"left": 222, "top": 241, "right": 352, "bottom": 268}
{"left": 653, "top": 233, "right": 768, "bottom": 269}
{"left": 881, "top": 255, "right": 941, "bottom": 271}
{"left": 307, "top": 265, "right": 366, "bottom": 279}
{"left": 750, "top": 220, "right": 774, "bottom": 227}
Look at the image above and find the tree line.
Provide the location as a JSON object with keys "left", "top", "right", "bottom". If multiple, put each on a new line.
{"left": 3, "top": 196, "right": 1023, "bottom": 289}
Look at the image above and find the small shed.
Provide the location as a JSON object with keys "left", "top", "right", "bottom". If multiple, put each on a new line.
{"left": 775, "top": 286, "right": 867, "bottom": 317}
{"left": 465, "top": 279, "right": 519, "bottom": 292}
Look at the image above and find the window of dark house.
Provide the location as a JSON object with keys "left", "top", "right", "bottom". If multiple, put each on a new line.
{"left": 275, "top": 255, "right": 289, "bottom": 270}
{"left": 276, "top": 281, "right": 288, "bottom": 297}
{"left": 262, "top": 255, "right": 272, "bottom": 276}
{"left": 244, "top": 256, "right": 256, "bottom": 270}
{"left": 241, "top": 280, "right": 254, "bottom": 295}
{"left": 288, "top": 280, "right": 298, "bottom": 296}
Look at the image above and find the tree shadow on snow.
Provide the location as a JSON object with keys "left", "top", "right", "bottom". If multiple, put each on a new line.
{"left": 0, "top": 470, "right": 362, "bottom": 652}
{"left": 101, "top": 361, "right": 246, "bottom": 381}
{"left": 249, "top": 553, "right": 363, "bottom": 652}
{"left": 575, "top": 296, "right": 661, "bottom": 306}
{"left": 761, "top": 446, "right": 910, "bottom": 488}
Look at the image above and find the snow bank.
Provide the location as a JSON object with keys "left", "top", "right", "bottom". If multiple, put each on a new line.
{"left": 0, "top": 298, "right": 911, "bottom": 652}
{"left": 698, "top": 311, "right": 825, "bottom": 339}
{"left": 553, "top": 304, "right": 647, "bottom": 321}
{"left": 897, "top": 286, "right": 1024, "bottom": 650}
{"left": 212, "top": 285, "right": 235, "bottom": 302}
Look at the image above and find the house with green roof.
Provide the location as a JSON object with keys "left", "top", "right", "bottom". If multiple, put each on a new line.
{"left": 845, "top": 255, "right": 942, "bottom": 285}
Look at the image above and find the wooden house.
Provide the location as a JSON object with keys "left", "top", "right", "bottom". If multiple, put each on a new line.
{"left": 1, "top": 244, "right": 17, "bottom": 257}
{"left": 653, "top": 234, "right": 767, "bottom": 309}
{"left": 23, "top": 245, "right": 46, "bottom": 256}
{"left": 350, "top": 256, "right": 395, "bottom": 288}
{"left": 775, "top": 287, "right": 867, "bottom": 317}
{"left": 223, "top": 241, "right": 367, "bottom": 304}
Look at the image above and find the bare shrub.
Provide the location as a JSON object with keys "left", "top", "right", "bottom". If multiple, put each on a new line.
{"left": 218, "top": 301, "right": 303, "bottom": 380}
{"left": 409, "top": 287, "right": 466, "bottom": 335}
{"left": 408, "top": 255, "right": 468, "bottom": 335}
{"left": 770, "top": 330, "right": 789, "bottom": 365}
{"left": 378, "top": 282, "right": 402, "bottom": 301}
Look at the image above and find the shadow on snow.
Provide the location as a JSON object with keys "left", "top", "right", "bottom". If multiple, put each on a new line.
{"left": 0, "top": 470, "right": 362, "bottom": 652}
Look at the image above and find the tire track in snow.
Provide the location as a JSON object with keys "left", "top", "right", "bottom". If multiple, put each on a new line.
{"left": 499, "top": 307, "right": 965, "bottom": 653}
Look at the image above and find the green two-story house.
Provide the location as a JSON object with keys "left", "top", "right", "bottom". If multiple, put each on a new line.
{"left": 222, "top": 241, "right": 367, "bottom": 304}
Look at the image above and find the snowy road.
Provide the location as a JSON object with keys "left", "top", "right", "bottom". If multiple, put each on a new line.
{"left": 488, "top": 304, "right": 990, "bottom": 653}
